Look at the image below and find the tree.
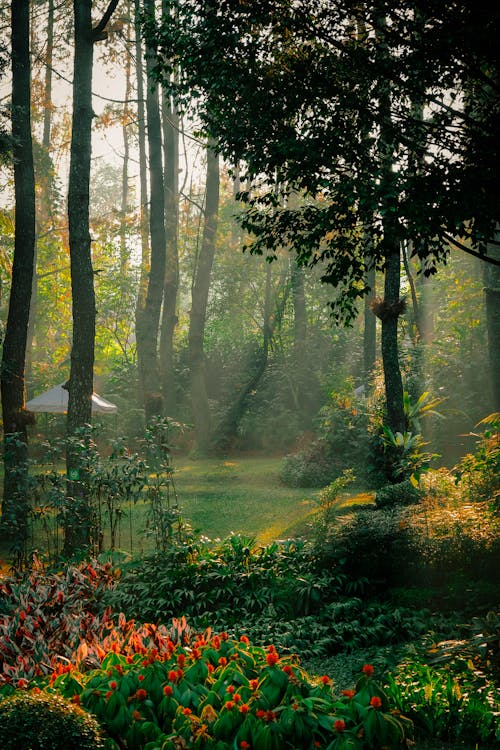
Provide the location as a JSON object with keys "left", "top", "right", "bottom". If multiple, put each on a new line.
{"left": 0, "top": 0, "right": 36, "bottom": 551}
{"left": 135, "top": 0, "right": 167, "bottom": 422}
{"left": 189, "top": 145, "right": 219, "bottom": 452}
{"left": 150, "top": 0, "right": 500, "bottom": 433}
{"left": 64, "top": 0, "right": 119, "bottom": 554}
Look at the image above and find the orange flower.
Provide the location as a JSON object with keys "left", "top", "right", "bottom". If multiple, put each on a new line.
{"left": 71, "top": 695, "right": 81, "bottom": 705}
{"left": 370, "top": 695, "right": 382, "bottom": 709}
{"left": 164, "top": 685, "right": 173, "bottom": 696}
{"left": 226, "top": 685, "right": 235, "bottom": 694}
{"left": 320, "top": 675, "right": 331, "bottom": 685}
{"left": 334, "top": 719, "right": 346, "bottom": 732}
{"left": 239, "top": 703, "right": 250, "bottom": 714}
{"left": 136, "top": 689, "right": 147, "bottom": 701}
{"left": 282, "top": 665, "right": 293, "bottom": 675}
{"left": 266, "top": 651, "right": 279, "bottom": 666}
{"left": 218, "top": 657, "right": 227, "bottom": 666}
{"left": 341, "top": 689, "right": 355, "bottom": 699}
{"left": 183, "top": 707, "right": 192, "bottom": 715}
{"left": 225, "top": 700, "right": 235, "bottom": 710}
{"left": 132, "top": 710, "right": 142, "bottom": 721}
{"left": 177, "top": 653, "right": 186, "bottom": 668}
{"left": 362, "top": 664, "right": 374, "bottom": 677}
{"left": 168, "top": 670, "right": 178, "bottom": 682}
{"left": 240, "top": 635, "right": 250, "bottom": 645}
{"left": 233, "top": 693, "right": 241, "bottom": 703}
{"left": 249, "top": 679, "right": 259, "bottom": 691}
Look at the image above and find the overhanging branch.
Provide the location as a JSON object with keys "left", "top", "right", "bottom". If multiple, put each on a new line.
{"left": 442, "top": 232, "right": 500, "bottom": 266}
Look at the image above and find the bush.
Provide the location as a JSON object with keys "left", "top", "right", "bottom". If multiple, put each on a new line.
{"left": 385, "top": 641, "right": 500, "bottom": 746}
{"left": 0, "top": 690, "right": 104, "bottom": 749}
{"left": 49, "top": 635, "right": 412, "bottom": 750}
{"left": 375, "top": 480, "right": 423, "bottom": 509}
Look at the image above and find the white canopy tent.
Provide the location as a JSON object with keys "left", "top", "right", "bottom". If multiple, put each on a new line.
{"left": 26, "top": 383, "right": 117, "bottom": 414}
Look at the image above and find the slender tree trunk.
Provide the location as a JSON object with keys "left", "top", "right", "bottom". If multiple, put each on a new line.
{"left": 290, "top": 259, "right": 308, "bottom": 416}
{"left": 189, "top": 146, "right": 219, "bottom": 453}
{"left": 1, "top": 0, "right": 36, "bottom": 551}
{"left": 380, "top": 244, "right": 405, "bottom": 434}
{"left": 65, "top": 0, "right": 119, "bottom": 554}
{"left": 134, "top": 0, "right": 150, "bottom": 314}
{"left": 484, "top": 234, "right": 500, "bottom": 411}
{"left": 159, "top": 16, "right": 179, "bottom": 415}
{"left": 136, "top": 0, "right": 166, "bottom": 421}
{"left": 26, "top": 0, "right": 55, "bottom": 398}
{"left": 119, "top": 2, "right": 132, "bottom": 278}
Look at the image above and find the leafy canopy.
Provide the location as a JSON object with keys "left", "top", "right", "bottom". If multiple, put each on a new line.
{"left": 148, "top": 0, "right": 500, "bottom": 319}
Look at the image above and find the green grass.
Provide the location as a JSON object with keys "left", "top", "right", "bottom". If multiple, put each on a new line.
{"left": 133, "top": 456, "right": 319, "bottom": 552}
{"left": 0, "top": 456, "right": 375, "bottom": 562}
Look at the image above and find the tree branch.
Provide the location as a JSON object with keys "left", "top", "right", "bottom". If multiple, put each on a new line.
{"left": 92, "top": 0, "right": 120, "bottom": 41}
{"left": 442, "top": 232, "right": 500, "bottom": 266}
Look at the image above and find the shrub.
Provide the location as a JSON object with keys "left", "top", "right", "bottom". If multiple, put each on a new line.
{"left": 0, "top": 558, "right": 117, "bottom": 684}
{"left": 375, "top": 480, "right": 423, "bottom": 509}
{"left": 454, "top": 413, "right": 500, "bottom": 507}
{"left": 0, "top": 690, "right": 104, "bottom": 749}
{"left": 385, "top": 642, "right": 500, "bottom": 745}
{"left": 49, "top": 634, "right": 412, "bottom": 750}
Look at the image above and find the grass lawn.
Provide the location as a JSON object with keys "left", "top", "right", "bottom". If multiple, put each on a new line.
{"left": 1, "top": 455, "right": 374, "bottom": 561}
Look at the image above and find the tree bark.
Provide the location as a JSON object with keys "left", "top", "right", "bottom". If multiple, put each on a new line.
{"left": 484, "top": 235, "right": 500, "bottom": 412}
{"left": 159, "top": 11, "right": 179, "bottom": 415}
{"left": 1, "top": 0, "right": 36, "bottom": 550}
{"left": 65, "top": 0, "right": 119, "bottom": 554}
{"left": 380, "top": 244, "right": 405, "bottom": 434}
{"left": 133, "top": 0, "right": 150, "bottom": 315}
{"left": 189, "top": 146, "right": 219, "bottom": 453}
{"left": 290, "top": 259, "right": 308, "bottom": 416}
{"left": 135, "top": 0, "right": 166, "bottom": 422}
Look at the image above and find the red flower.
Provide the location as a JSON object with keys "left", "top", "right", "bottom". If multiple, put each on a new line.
{"left": 126, "top": 656, "right": 134, "bottom": 664}
{"left": 282, "top": 665, "right": 293, "bottom": 675}
{"left": 233, "top": 693, "right": 241, "bottom": 703}
{"left": 168, "top": 670, "right": 178, "bottom": 682}
{"left": 225, "top": 700, "right": 235, "bottom": 710}
{"left": 164, "top": 685, "right": 173, "bottom": 696}
{"left": 264, "top": 710, "right": 276, "bottom": 722}
{"left": 249, "top": 679, "right": 259, "bottom": 691}
{"left": 19, "top": 610, "right": 26, "bottom": 622}
{"left": 362, "top": 664, "right": 374, "bottom": 677}
{"left": 192, "top": 648, "right": 201, "bottom": 660}
{"left": 226, "top": 685, "right": 235, "bottom": 694}
{"left": 136, "top": 689, "right": 147, "bottom": 701}
{"left": 370, "top": 696, "right": 382, "bottom": 709}
{"left": 218, "top": 657, "right": 227, "bottom": 666}
{"left": 320, "top": 675, "right": 331, "bottom": 685}
{"left": 138, "top": 674, "right": 145, "bottom": 682}
{"left": 183, "top": 707, "right": 192, "bottom": 715}
{"left": 334, "top": 719, "right": 346, "bottom": 733}
{"left": 212, "top": 636, "right": 221, "bottom": 650}
{"left": 266, "top": 651, "right": 279, "bottom": 666}
{"left": 240, "top": 742, "right": 251, "bottom": 749}
{"left": 240, "top": 635, "right": 250, "bottom": 645}
{"left": 221, "top": 632, "right": 229, "bottom": 641}
{"left": 256, "top": 709, "right": 265, "bottom": 718}
{"left": 71, "top": 695, "right": 81, "bottom": 705}
{"left": 240, "top": 703, "right": 250, "bottom": 714}
{"left": 105, "top": 691, "right": 112, "bottom": 700}
{"left": 177, "top": 653, "right": 186, "bottom": 668}
{"left": 16, "top": 679, "right": 28, "bottom": 689}
{"left": 342, "top": 689, "right": 355, "bottom": 699}
{"left": 110, "top": 681, "right": 118, "bottom": 690}
{"left": 132, "top": 710, "right": 142, "bottom": 721}
{"left": 207, "top": 663, "right": 214, "bottom": 673}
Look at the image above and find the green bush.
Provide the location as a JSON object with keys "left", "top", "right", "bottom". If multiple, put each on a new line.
{"left": 375, "top": 480, "right": 423, "bottom": 509}
{"left": 0, "top": 690, "right": 104, "bottom": 750}
{"left": 454, "top": 413, "right": 500, "bottom": 507}
{"left": 385, "top": 644, "right": 500, "bottom": 745}
{"left": 49, "top": 635, "right": 412, "bottom": 750}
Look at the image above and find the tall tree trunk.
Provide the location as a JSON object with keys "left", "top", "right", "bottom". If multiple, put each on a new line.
{"left": 134, "top": 0, "right": 150, "bottom": 314}
{"left": 189, "top": 146, "right": 219, "bottom": 453}
{"left": 1, "top": 0, "right": 36, "bottom": 552}
{"left": 484, "top": 234, "right": 500, "bottom": 411}
{"left": 119, "top": 1, "right": 132, "bottom": 278}
{"left": 136, "top": 0, "right": 166, "bottom": 421}
{"left": 159, "top": 12, "right": 179, "bottom": 415}
{"left": 380, "top": 244, "right": 405, "bottom": 434}
{"left": 65, "top": 0, "right": 119, "bottom": 554}
{"left": 26, "top": 0, "right": 55, "bottom": 398}
{"left": 290, "top": 259, "right": 308, "bottom": 416}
